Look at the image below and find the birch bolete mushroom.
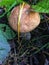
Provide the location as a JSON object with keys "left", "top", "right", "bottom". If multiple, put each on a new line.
{"left": 8, "top": 3, "right": 40, "bottom": 33}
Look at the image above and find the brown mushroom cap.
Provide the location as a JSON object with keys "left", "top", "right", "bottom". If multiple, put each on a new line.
{"left": 8, "top": 4, "right": 40, "bottom": 33}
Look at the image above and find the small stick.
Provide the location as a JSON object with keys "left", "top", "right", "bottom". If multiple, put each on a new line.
{"left": 18, "top": 2, "right": 25, "bottom": 43}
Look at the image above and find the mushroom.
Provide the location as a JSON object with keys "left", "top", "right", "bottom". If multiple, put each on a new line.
{"left": 8, "top": 4, "right": 40, "bottom": 33}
